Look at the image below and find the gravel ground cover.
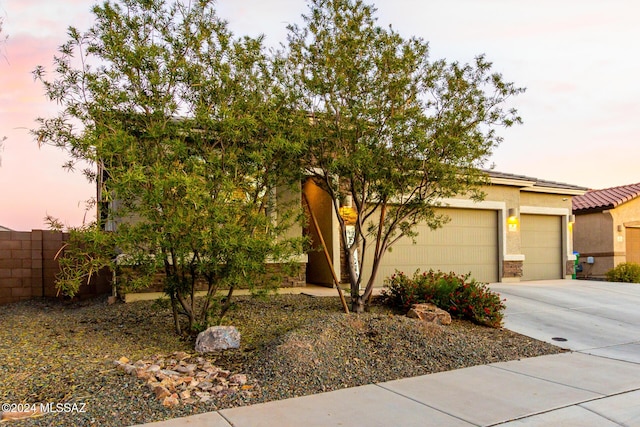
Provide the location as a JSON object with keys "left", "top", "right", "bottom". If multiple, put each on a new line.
{"left": 0, "top": 293, "right": 564, "bottom": 426}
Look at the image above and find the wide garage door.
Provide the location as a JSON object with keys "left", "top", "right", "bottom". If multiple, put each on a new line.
{"left": 521, "top": 214, "right": 562, "bottom": 280}
{"left": 371, "top": 208, "right": 499, "bottom": 285}
{"left": 626, "top": 227, "right": 640, "bottom": 264}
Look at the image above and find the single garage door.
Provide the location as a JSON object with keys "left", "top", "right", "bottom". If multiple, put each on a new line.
{"left": 626, "top": 227, "right": 640, "bottom": 264}
{"left": 370, "top": 208, "right": 499, "bottom": 285}
{"left": 521, "top": 214, "right": 563, "bottom": 280}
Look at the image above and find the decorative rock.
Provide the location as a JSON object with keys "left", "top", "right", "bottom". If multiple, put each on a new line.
{"left": 136, "top": 369, "right": 152, "bottom": 380}
{"left": 176, "top": 365, "right": 195, "bottom": 374}
{"left": 153, "top": 385, "right": 171, "bottom": 400}
{"left": 407, "top": 303, "right": 452, "bottom": 325}
{"left": 123, "top": 364, "right": 137, "bottom": 375}
{"left": 174, "top": 351, "right": 190, "bottom": 361}
{"left": 113, "top": 352, "right": 255, "bottom": 409}
{"left": 1, "top": 409, "right": 40, "bottom": 421}
{"left": 197, "top": 381, "right": 213, "bottom": 391}
{"left": 195, "top": 326, "right": 241, "bottom": 352}
{"left": 229, "top": 374, "right": 247, "bottom": 385}
{"left": 146, "top": 381, "right": 161, "bottom": 391}
{"left": 162, "top": 394, "right": 180, "bottom": 407}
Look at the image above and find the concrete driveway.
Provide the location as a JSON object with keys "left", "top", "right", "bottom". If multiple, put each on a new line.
{"left": 490, "top": 279, "right": 640, "bottom": 363}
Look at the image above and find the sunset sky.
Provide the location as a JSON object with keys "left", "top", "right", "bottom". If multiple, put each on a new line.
{"left": 1, "top": 0, "right": 639, "bottom": 231}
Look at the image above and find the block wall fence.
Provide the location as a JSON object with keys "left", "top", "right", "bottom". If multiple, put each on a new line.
{"left": 1, "top": 230, "right": 305, "bottom": 306}
{"left": 0, "top": 230, "right": 111, "bottom": 305}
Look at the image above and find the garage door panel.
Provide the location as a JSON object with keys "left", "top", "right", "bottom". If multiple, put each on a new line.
{"left": 366, "top": 208, "right": 499, "bottom": 285}
{"left": 521, "top": 214, "right": 562, "bottom": 281}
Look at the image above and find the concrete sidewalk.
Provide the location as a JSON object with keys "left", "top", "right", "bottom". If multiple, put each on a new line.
{"left": 133, "top": 280, "right": 640, "bottom": 427}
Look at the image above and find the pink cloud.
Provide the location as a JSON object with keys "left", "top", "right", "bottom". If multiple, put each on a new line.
{"left": 0, "top": 20, "right": 94, "bottom": 231}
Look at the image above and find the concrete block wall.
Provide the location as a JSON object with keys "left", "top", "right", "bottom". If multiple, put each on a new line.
{"left": 0, "top": 230, "right": 111, "bottom": 305}
{"left": 0, "top": 231, "right": 34, "bottom": 305}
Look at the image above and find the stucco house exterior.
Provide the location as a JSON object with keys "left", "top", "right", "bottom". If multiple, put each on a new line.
{"left": 101, "top": 166, "right": 587, "bottom": 297}
{"left": 304, "top": 171, "right": 587, "bottom": 287}
{"left": 572, "top": 183, "right": 640, "bottom": 279}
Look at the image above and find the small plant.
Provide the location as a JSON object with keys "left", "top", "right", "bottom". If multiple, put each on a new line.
{"left": 606, "top": 262, "right": 640, "bottom": 283}
{"left": 381, "top": 269, "right": 505, "bottom": 328}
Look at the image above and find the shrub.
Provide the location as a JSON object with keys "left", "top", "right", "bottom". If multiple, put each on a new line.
{"left": 381, "top": 269, "right": 505, "bottom": 328}
{"left": 606, "top": 262, "right": 640, "bottom": 283}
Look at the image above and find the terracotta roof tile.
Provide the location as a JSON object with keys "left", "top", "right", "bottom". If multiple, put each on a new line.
{"left": 573, "top": 183, "right": 640, "bottom": 212}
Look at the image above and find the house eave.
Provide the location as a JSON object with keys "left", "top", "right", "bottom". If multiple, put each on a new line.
{"left": 489, "top": 177, "right": 536, "bottom": 187}
{"left": 522, "top": 186, "right": 587, "bottom": 196}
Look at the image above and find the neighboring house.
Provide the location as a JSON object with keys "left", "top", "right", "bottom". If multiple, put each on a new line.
{"left": 305, "top": 171, "right": 587, "bottom": 286}
{"left": 572, "top": 183, "right": 640, "bottom": 279}
{"left": 0, "top": 225, "right": 11, "bottom": 232}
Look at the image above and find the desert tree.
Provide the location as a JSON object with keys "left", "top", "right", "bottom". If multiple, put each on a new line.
{"left": 286, "top": 0, "right": 524, "bottom": 312}
{"left": 33, "top": 0, "right": 305, "bottom": 334}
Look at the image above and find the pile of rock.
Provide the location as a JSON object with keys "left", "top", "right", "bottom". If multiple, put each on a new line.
{"left": 114, "top": 351, "right": 255, "bottom": 408}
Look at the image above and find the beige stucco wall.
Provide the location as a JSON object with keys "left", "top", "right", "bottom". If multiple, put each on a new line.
{"left": 302, "top": 177, "right": 581, "bottom": 286}
{"left": 303, "top": 179, "right": 336, "bottom": 285}
{"left": 484, "top": 184, "right": 521, "bottom": 256}
{"left": 574, "top": 212, "right": 613, "bottom": 254}
{"left": 611, "top": 198, "right": 640, "bottom": 256}
{"left": 575, "top": 197, "right": 640, "bottom": 278}
{"left": 520, "top": 191, "right": 573, "bottom": 210}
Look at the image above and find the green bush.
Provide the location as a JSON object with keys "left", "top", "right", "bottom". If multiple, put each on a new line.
{"left": 606, "top": 262, "right": 640, "bottom": 283}
{"left": 380, "top": 269, "right": 505, "bottom": 328}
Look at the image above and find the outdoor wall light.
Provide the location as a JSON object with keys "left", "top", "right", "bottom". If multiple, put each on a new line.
{"left": 339, "top": 195, "right": 357, "bottom": 225}
{"left": 507, "top": 208, "right": 518, "bottom": 232}
{"left": 568, "top": 214, "right": 576, "bottom": 223}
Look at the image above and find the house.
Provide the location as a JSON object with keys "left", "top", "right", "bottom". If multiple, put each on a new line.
{"left": 0, "top": 225, "right": 12, "bottom": 232}
{"left": 99, "top": 164, "right": 587, "bottom": 295}
{"left": 304, "top": 171, "right": 587, "bottom": 286}
{"left": 572, "top": 183, "right": 640, "bottom": 279}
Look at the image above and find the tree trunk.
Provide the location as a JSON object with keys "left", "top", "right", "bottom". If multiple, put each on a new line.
{"left": 351, "top": 294, "right": 365, "bottom": 313}
{"left": 170, "top": 294, "right": 182, "bottom": 335}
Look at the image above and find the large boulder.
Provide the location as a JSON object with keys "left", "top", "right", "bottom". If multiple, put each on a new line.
{"left": 407, "top": 303, "right": 452, "bottom": 325}
{"left": 195, "top": 326, "right": 241, "bottom": 353}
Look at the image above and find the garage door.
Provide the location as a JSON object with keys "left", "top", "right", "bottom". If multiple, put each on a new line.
{"left": 626, "top": 228, "right": 640, "bottom": 264}
{"left": 367, "top": 208, "right": 499, "bottom": 285}
{"left": 521, "top": 214, "right": 562, "bottom": 280}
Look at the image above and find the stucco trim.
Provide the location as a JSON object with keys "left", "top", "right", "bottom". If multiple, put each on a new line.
{"left": 577, "top": 251, "right": 625, "bottom": 257}
{"left": 505, "top": 254, "right": 525, "bottom": 261}
{"left": 520, "top": 206, "right": 571, "bottom": 216}
{"left": 440, "top": 198, "right": 505, "bottom": 210}
{"left": 522, "top": 187, "right": 586, "bottom": 196}
{"left": 489, "top": 177, "right": 535, "bottom": 187}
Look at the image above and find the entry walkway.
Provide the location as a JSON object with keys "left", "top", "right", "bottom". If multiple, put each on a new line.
{"left": 134, "top": 280, "right": 640, "bottom": 427}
